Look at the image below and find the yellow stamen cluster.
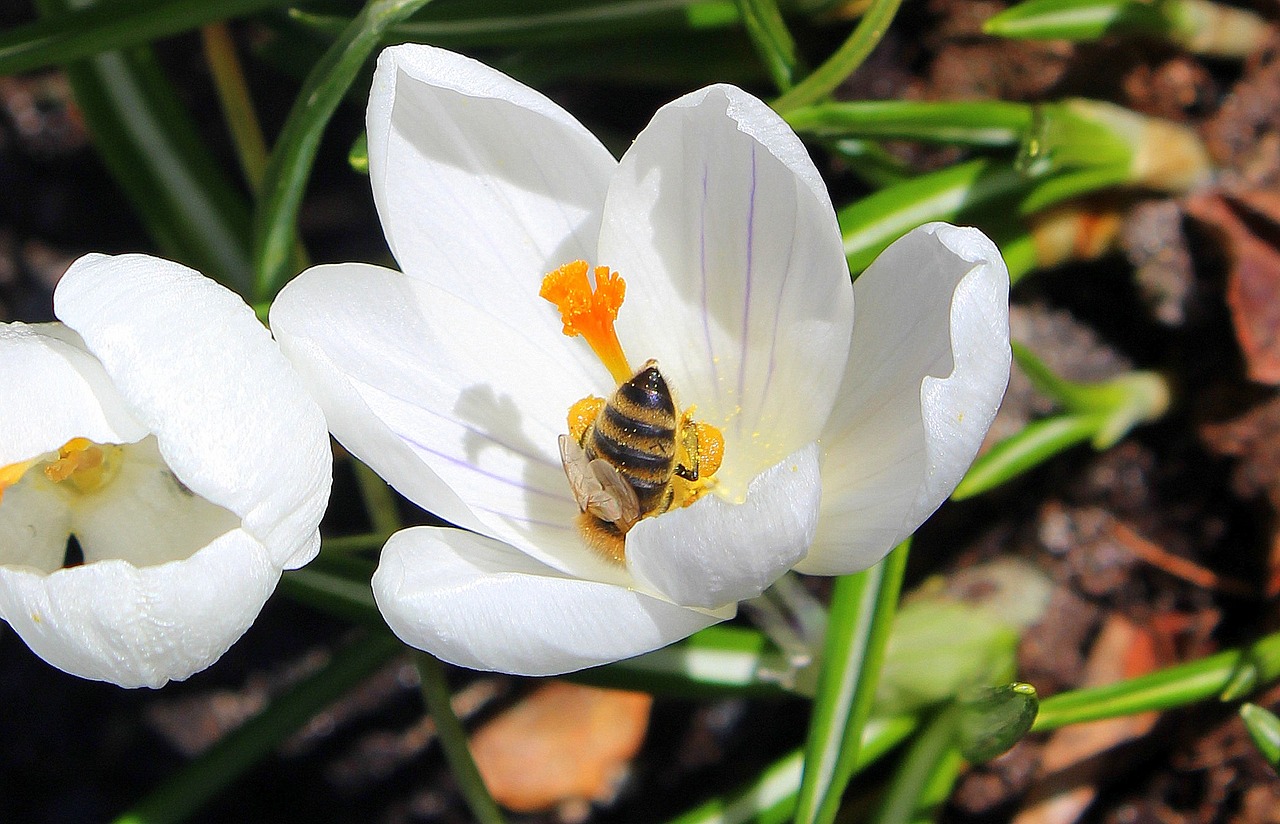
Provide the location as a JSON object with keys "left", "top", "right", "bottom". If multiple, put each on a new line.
{"left": 0, "top": 437, "right": 123, "bottom": 505}
{"left": 540, "top": 261, "right": 633, "bottom": 385}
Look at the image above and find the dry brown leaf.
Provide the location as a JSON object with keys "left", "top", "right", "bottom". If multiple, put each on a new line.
{"left": 1200, "top": 390, "right": 1280, "bottom": 596}
{"left": 1186, "top": 190, "right": 1280, "bottom": 384}
{"left": 468, "top": 681, "right": 653, "bottom": 814}
{"left": 1013, "top": 615, "right": 1162, "bottom": 824}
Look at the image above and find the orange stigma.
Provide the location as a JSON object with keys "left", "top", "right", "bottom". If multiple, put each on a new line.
{"left": 540, "top": 260, "right": 633, "bottom": 384}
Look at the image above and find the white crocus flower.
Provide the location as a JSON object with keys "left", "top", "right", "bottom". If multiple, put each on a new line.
{"left": 270, "top": 44, "right": 1010, "bottom": 676}
{"left": 0, "top": 254, "right": 331, "bottom": 688}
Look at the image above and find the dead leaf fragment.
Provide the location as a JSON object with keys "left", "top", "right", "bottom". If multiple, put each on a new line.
{"left": 468, "top": 681, "right": 653, "bottom": 814}
{"left": 1186, "top": 190, "right": 1280, "bottom": 384}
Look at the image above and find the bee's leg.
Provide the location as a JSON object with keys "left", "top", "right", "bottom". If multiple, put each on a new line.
{"left": 673, "top": 416, "right": 702, "bottom": 481}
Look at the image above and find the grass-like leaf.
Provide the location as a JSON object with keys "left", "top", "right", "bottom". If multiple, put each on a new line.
{"left": 289, "top": 0, "right": 742, "bottom": 48}
{"left": 111, "top": 632, "right": 403, "bottom": 824}
{"left": 667, "top": 716, "right": 918, "bottom": 824}
{"left": 735, "top": 0, "right": 800, "bottom": 91}
{"left": 1241, "top": 703, "right": 1280, "bottom": 769}
{"left": 771, "top": 0, "right": 905, "bottom": 112}
{"left": 787, "top": 100, "right": 1033, "bottom": 147}
{"left": 36, "top": 0, "right": 255, "bottom": 294}
{"left": 0, "top": 0, "right": 294, "bottom": 76}
{"left": 573, "top": 624, "right": 796, "bottom": 697}
{"left": 984, "top": 0, "right": 1268, "bottom": 57}
{"left": 1035, "top": 629, "right": 1280, "bottom": 730}
{"left": 793, "top": 542, "right": 911, "bottom": 824}
{"left": 253, "top": 0, "right": 437, "bottom": 301}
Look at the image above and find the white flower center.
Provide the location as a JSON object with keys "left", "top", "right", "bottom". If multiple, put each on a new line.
{"left": 0, "top": 435, "right": 239, "bottom": 573}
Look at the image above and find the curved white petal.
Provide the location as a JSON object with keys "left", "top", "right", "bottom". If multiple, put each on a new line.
{"left": 71, "top": 436, "right": 241, "bottom": 567}
{"left": 0, "top": 322, "right": 146, "bottom": 466}
{"left": 0, "top": 528, "right": 278, "bottom": 688}
{"left": 54, "top": 254, "right": 331, "bottom": 570}
{"left": 798, "top": 224, "right": 1010, "bottom": 575}
{"left": 271, "top": 262, "right": 624, "bottom": 584}
{"left": 369, "top": 43, "right": 617, "bottom": 338}
{"left": 600, "top": 85, "right": 852, "bottom": 498}
{"left": 372, "top": 526, "right": 722, "bottom": 675}
{"left": 626, "top": 442, "right": 821, "bottom": 609}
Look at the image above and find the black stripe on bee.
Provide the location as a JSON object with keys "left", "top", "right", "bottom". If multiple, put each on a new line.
{"left": 603, "top": 404, "right": 673, "bottom": 440}
{"left": 582, "top": 363, "right": 680, "bottom": 517}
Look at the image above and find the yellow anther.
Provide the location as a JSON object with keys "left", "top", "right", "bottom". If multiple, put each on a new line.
{"left": 566, "top": 395, "right": 606, "bottom": 445}
{"left": 691, "top": 421, "right": 725, "bottom": 479}
{"left": 0, "top": 437, "right": 125, "bottom": 505}
{"left": 43, "top": 438, "right": 121, "bottom": 495}
{"left": 540, "top": 260, "right": 633, "bottom": 384}
{"left": 670, "top": 412, "right": 725, "bottom": 510}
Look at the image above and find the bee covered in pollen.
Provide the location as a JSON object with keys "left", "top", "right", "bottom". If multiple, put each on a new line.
{"left": 541, "top": 261, "right": 724, "bottom": 563}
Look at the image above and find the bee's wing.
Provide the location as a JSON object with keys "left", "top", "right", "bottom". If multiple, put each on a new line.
{"left": 587, "top": 458, "right": 640, "bottom": 531}
{"left": 559, "top": 435, "right": 641, "bottom": 531}
{"left": 559, "top": 435, "right": 600, "bottom": 513}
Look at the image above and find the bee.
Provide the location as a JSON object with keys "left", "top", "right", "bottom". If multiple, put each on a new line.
{"left": 559, "top": 360, "right": 713, "bottom": 563}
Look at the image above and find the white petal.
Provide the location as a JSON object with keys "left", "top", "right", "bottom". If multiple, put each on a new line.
{"left": 372, "top": 527, "right": 723, "bottom": 675}
{"left": 0, "top": 528, "right": 278, "bottom": 688}
{"left": 626, "top": 442, "right": 821, "bottom": 609}
{"left": 600, "top": 85, "right": 853, "bottom": 498}
{"left": 71, "top": 436, "right": 241, "bottom": 567}
{"left": 271, "top": 262, "right": 624, "bottom": 584}
{"left": 369, "top": 43, "right": 617, "bottom": 336}
{"left": 0, "top": 322, "right": 146, "bottom": 466}
{"left": 798, "top": 224, "right": 1010, "bottom": 575}
{"left": 53, "top": 254, "right": 331, "bottom": 570}
{"left": 0, "top": 481, "right": 71, "bottom": 573}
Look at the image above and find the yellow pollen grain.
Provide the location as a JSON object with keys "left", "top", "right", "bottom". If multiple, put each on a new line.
{"left": 540, "top": 260, "right": 633, "bottom": 384}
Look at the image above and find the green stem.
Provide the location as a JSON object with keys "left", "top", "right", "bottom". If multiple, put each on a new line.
{"left": 771, "top": 0, "right": 904, "bottom": 113}
{"left": 415, "top": 654, "right": 506, "bottom": 824}
{"left": 112, "top": 633, "right": 402, "bottom": 824}
{"left": 794, "top": 540, "right": 911, "bottom": 824}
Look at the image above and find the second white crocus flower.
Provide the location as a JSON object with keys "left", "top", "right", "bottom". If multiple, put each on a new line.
{"left": 0, "top": 254, "right": 331, "bottom": 688}
{"left": 271, "top": 44, "right": 1011, "bottom": 676}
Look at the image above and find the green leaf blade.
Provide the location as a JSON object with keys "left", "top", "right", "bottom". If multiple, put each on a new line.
{"left": 0, "top": 0, "right": 294, "bottom": 76}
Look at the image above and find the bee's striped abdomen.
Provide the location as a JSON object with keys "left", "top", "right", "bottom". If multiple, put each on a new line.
{"left": 584, "top": 363, "right": 678, "bottom": 517}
